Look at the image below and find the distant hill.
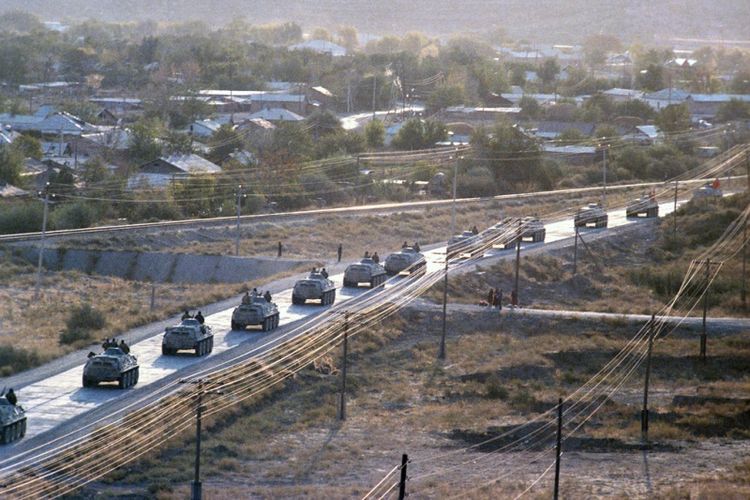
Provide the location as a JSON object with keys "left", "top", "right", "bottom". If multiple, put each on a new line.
{"left": 2, "top": 0, "right": 749, "bottom": 44}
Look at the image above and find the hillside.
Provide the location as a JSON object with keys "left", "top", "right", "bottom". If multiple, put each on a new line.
{"left": 1, "top": 0, "right": 749, "bottom": 43}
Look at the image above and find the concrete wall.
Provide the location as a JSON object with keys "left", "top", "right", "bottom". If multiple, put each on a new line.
{"left": 17, "top": 247, "right": 309, "bottom": 284}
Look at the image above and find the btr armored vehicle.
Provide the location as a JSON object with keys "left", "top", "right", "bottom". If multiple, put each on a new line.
{"left": 0, "top": 395, "right": 26, "bottom": 445}
{"left": 292, "top": 271, "right": 336, "bottom": 305}
{"left": 384, "top": 247, "right": 426, "bottom": 276}
{"left": 162, "top": 318, "right": 214, "bottom": 356}
{"left": 82, "top": 346, "right": 139, "bottom": 389}
{"left": 448, "top": 231, "right": 483, "bottom": 259}
{"left": 574, "top": 203, "right": 608, "bottom": 228}
{"left": 343, "top": 258, "right": 388, "bottom": 288}
{"left": 231, "top": 296, "right": 280, "bottom": 331}
{"left": 626, "top": 195, "right": 659, "bottom": 218}
{"left": 495, "top": 217, "right": 546, "bottom": 248}
{"left": 692, "top": 183, "right": 723, "bottom": 200}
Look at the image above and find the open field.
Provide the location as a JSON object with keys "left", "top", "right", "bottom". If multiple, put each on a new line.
{"left": 81, "top": 309, "right": 750, "bottom": 498}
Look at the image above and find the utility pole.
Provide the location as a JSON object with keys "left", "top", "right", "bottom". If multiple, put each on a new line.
{"left": 553, "top": 397, "right": 563, "bottom": 500}
{"left": 742, "top": 222, "right": 747, "bottom": 310}
{"left": 673, "top": 181, "right": 678, "bottom": 238}
{"left": 601, "top": 143, "right": 608, "bottom": 207}
{"left": 438, "top": 252, "right": 448, "bottom": 360}
{"left": 371, "top": 74, "right": 377, "bottom": 121}
{"left": 235, "top": 185, "right": 245, "bottom": 256}
{"left": 398, "top": 454, "right": 409, "bottom": 500}
{"left": 641, "top": 314, "right": 656, "bottom": 442}
{"left": 338, "top": 312, "right": 350, "bottom": 421}
{"left": 150, "top": 283, "right": 156, "bottom": 311}
{"left": 745, "top": 151, "right": 750, "bottom": 191}
{"left": 513, "top": 221, "right": 521, "bottom": 305}
{"left": 34, "top": 183, "right": 51, "bottom": 300}
{"left": 701, "top": 259, "right": 711, "bottom": 361}
{"left": 450, "top": 153, "right": 459, "bottom": 238}
{"left": 179, "top": 379, "right": 223, "bottom": 500}
{"left": 572, "top": 227, "right": 579, "bottom": 275}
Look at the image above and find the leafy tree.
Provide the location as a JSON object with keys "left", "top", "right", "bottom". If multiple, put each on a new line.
{"left": 165, "top": 132, "right": 194, "bottom": 155}
{"left": 11, "top": 134, "right": 43, "bottom": 160}
{"left": 128, "top": 119, "right": 163, "bottom": 163}
{"left": 614, "top": 99, "right": 655, "bottom": 120}
{"left": 656, "top": 104, "right": 691, "bottom": 134}
{"left": 537, "top": 58, "right": 560, "bottom": 87}
{"left": 730, "top": 71, "right": 750, "bottom": 94}
{"left": 0, "top": 10, "right": 43, "bottom": 34}
{"left": 269, "top": 122, "right": 313, "bottom": 161}
{"left": 208, "top": 125, "right": 245, "bottom": 163}
{"left": 715, "top": 99, "right": 750, "bottom": 122}
{"left": 426, "top": 84, "right": 465, "bottom": 113}
{"left": 583, "top": 34, "right": 621, "bottom": 69}
{"left": 0, "top": 147, "right": 23, "bottom": 185}
{"left": 471, "top": 122, "right": 542, "bottom": 191}
{"left": 557, "top": 128, "right": 586, "bottom": 145}
{"left": 391, "top": 119, "right": 447, "bottom": 150}
{"left": 364, "top": 119, "right": 385, "bottom": 149}
{"left": 518, "top": 96, "right": 541, "bottom": 120}
{"left": 636, "top": 63, "right": 665, "bottom": 91}
{"left": 80, "top": 158, "right": 110, "bottom": 185}
{"left": 337, "top": 26, "right": 359, "bottom": 53}
{"left": 305, "top": 111, "right": 343, "bottom": 139}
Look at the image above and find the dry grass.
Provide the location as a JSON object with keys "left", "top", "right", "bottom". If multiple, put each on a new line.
{"left": 83, "top": 308, "right": 750, "bottom": 498}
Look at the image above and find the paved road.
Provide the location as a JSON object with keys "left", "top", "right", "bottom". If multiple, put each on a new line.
{"left": 0, "top": 192, "right": 737, "bottom": 463}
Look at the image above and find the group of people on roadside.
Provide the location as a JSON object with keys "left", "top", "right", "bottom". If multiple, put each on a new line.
{"left": 486, "top": 288, "right": 504, "bottom": 310}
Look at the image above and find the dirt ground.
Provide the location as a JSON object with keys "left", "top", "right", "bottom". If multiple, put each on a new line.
{"left": 83, "top": 309, "right": 750, "bottom": 498}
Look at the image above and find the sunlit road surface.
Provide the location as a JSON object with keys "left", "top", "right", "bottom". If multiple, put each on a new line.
{"left": 0, "top": 194, "right": 709, "bottom": 454}
{"left": 340, "top": 104, "right": 424, "bottom": 130}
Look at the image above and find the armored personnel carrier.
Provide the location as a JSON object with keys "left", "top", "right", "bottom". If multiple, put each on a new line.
{"left": 692, "top": 182, "right": 723, "bottom": 200}
{"left": 82, "top": 346, "right": 139, "bottom": 389}
{"left": 292, "top": 271, "right": 336, "bottom": 305}
{"left": 0, "top": 395, "right": 26, "bottom": 445}
{"left": 343, "top": 258, "right": 388, "bottom": 288}
{"left": 574, "top": 203, "right": 608, "bottom": 228}
{"left": 626, "top": 195, "right": 659, "bottom": 218}
{"left": 162, "top": 318, "right": 214, "bottom": 356}
{"left": 448, "top": 230, "right": 483, "bottom": 259}
{"left": 231, "top": 296, "right": 280, "bottom": 331}
{"left": 384, "top": 247, "right": 426, "bottom": 276}
{"left": 495, "top": 217, "right": 546, "bottom": 249}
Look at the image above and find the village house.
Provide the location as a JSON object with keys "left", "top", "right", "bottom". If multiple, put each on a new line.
{"left": 127, "top": 154, "right": 222, "bottom": 189}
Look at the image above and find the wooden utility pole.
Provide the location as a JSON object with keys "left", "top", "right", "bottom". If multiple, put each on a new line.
{"left": 34, "top": 183, "right": 51, "bottom": 300}
{"left": 554, "top": 397, "right": 563, "bottom": 500}
{"left": 701, "top": 259, "right": 710, "bottom": 361}
{"left": 235, "top": 185, "right": 245, "bottom": 256}
{"left": 673, "top": 181, "right": 679, "bottom": 238}
{"left": 513, "top": 219, "right": 522, "bottom": 305}
{"left": 398, "top": 454, "right": 409, "bottom": 500}
{"left": 641, "top": 314, "right": 656, "bottom": 442}
{"left": 150, "top": 283, "right": 156, "bottom": 311}
{"left": 438, "top": 253, "right": 449, "bottom": 360}
{"left": 339, "top": 312, "right": 349, "bottom": 421}
{"left": 572, "top": 227, "right": 579, "bottom": 275}
{"left": 742, "top": 222, "right": 748, "bottom": 310}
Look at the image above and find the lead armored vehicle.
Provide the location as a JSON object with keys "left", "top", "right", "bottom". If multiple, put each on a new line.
{"left": 692, "top": 182, "right": 723, "bottom": 200}
{"left": 343, "top": 258, "right": 388, "bottom": 288}
{"left": 82, "top": 346, "right": 139, "bottom": 389}
{"left": 626, "top": 195, "right": 659, "bottom": 218}
{"left": 292, "top": 271, "right": 336, "bottom": 305}
{"left": 574, "top": 203, "right": 608, "bottom": 228}
{"left": 0, "top": 394, "right": 26, "bottom": 445}
{"left": 162, "top": 318, "right": 214, "bottom": 356}
{"left": 384, "top": 247, "right": 426, "bottom": 276}
{"left": 231, "top": 296, "right": 280, "bottom": 331}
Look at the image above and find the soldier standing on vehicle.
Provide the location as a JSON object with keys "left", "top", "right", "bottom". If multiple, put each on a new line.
{"left": 364, "top": 251, "right": 371, "bottom": 259}
{"left": 471, "top": 225, "right": 479, "bottom": 235}
{"left": 264, "top": 290, "right": 272, "bottom": 302}
{"left": 321, "top": 268, "right": 329, "bottom": 279}
{"left": 337, "top": 243, "right": 343, "bottom": 262}
{"left": 182, "top": 310, "right": 192, "bottom": 321}
{"left": 372, "top": 252, "right": 380, "bottom": 264}
{"left": 195, "top": 311, "right": 205, "bottom": 324}
{"left": 414, "top": 242, "right": 421, "bottom": 252}
{"left": 5, "top": 388, "right": 17, "bottom": 406}
{"left": 118, "top": 340, "right": 130, "bottom": 354}
{"left": 242, "top": 291, "right": 251, "bottom": 304}
{"left": 402, "top": 241, "right": 408, "bottom": 248}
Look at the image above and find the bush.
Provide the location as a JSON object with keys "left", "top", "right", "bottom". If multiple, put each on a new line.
{"left": 484, "top": 375, "right": 509, "bottom": 399}
{"left": 51, "top": 202, "right": 100, "bottom": 230}
{"left": 0, "top": 202, "right": 44, "bottom": 235}
{"left": 59, "top": 328, "right": 94, "bottom": 345}
{"left": 0, "top": 345, "right": 41, "bottom": 376}
{"left": 67, "top": 303, "right": 107, "bottom": 331}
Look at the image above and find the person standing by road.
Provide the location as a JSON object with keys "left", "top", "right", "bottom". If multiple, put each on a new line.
{"left": 277, "top": 241, "right": 283, "bottom": 258}
{"left": 337, "top": 243, "right": 343, "bottom": 263}
{"left": 487, "top": 288, "right": 495, "bottom": 307}
{"left": 495, "top": 289, "right": 503, "bottom": 311}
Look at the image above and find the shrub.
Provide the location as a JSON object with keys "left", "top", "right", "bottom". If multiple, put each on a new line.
{"left": 0, "top": 202, "right": 44, "bottom": 235}
{"left": 484, "top": 375, "right": 509, "bottom": 400}
{"left": 66, "top": 303, "right": 107, "bottom": 331}
{"left": 51, "top": 202, "right": 99, "bottom": 230}
{"left": 59, "top": 328, "right": 94, "bottom": 345}
{"left": 0, "top": 345, "right": 41, "bottom": 376}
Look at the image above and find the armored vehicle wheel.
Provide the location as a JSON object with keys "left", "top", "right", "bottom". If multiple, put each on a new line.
{"left": 83, "top": 376, "right": 94, "bottom": 388}
{"left": 161, "top": 345, "right": 172, "bottom": 356}
{"left": 195, "top": 341, "right": 202, "bottom": 356}
{"left": 2, "top": 425, "right": 11, "bottom": 444}
{"left": 20, "top": 419, "right": 26, "bottom": 438}
{"left": 208, "top": 337, "right": 214, "bottom": 352}
{"left": 292, "top": 294, "right": 303, "bottom": 305}
{"left": 231, "top": 321, "right": 238, "bottom": 330}
{"left": 343, "top": 279, "right": 354, "bottom": 287}
{"left": 133, "top": 367, "right": 139, "bottom": 385}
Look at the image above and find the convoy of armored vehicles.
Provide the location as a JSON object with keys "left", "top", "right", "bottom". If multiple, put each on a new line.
{"left": 162, "top": 318, "right": 215, "bottom": 356}
{"left": 0, "top": 393, "right": 26, "bottom": 445}
{"left": 82, "top": 346, "right": 139, "bottom": 389}
{"left": 292, "top": 270, "right": 336, "bottom": 305}
{"left": 231, "top": 295, "right": 280, "bottom": 331}
{"left": 384, "top": 247, "right": 426, "bottom": 276}
{"left": 343, "top": 258, "right": 388, "bottom": 287}
{"left": 574, "top": 203, "right": 609, "bottom": 228}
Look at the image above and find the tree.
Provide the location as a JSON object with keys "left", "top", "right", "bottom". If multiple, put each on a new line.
{"left": 518, "top": 96, "right": 541, "bottom": 120}
{"left": 715, "top": 99, "right": 750, "bottom": 122}
{"left": 656, "top": 104, "right": 691, "bottom": 134}
{"left": 165, "top": 132, "right": 194, "bottom": 155}
{"left": 305, "top": 111, "right": 343, "bottom": 140}
{"left": 471, "top": 122, "right": 542, "bottom": 191}
{"left": 636, "top": 63, "right": 665, "bottom": 91}
{"left": 730, "top": 71, "right": 750, "bottom": 94}
{"left": 11, "top": 134, "right": 42, "bottom": 160}
{"left": 127, "top": 119, "right": 163, "bottom": 163}
{"left": 337, "top": 26, "right": 359, "bottom": 53}
{"left": 209, "top": 125, "right": 245, "bottom": 163}
{"left": 557, "top": 128, "right": 585, "bottom": 145}
{"left": 80, "top": 157, "right": 110, "bottom": 185}
{"left": 0, "top": 147, "right": 23, "bottom": 185}
{"left": 426, "top": 85, "right": 465, "bottom": 113}
{"left": 614, "top": 99, "right": 655, "bottom": 120}
{"left": 538, "top": 58, "right": 560, "bottom": 88}
{"left": 391, "top": 119, "right": 447, "bottom": 150}
{"left": 364, "top": 120, "right": 385, "bottom": 149}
